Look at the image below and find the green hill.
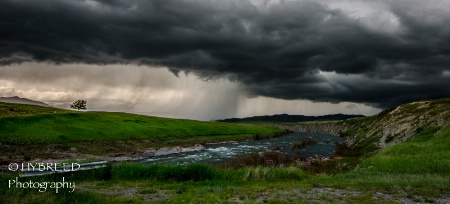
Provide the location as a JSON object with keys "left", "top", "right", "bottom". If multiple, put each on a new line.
{"left": 0, "top": 102, "right": 284, "bottom": 161}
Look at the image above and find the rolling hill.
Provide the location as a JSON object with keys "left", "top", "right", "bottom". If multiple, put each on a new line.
{"left": 0, "top": 96, "right": 49, "bottom": 107}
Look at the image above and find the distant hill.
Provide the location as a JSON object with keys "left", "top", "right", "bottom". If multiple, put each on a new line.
{"left": 0, "top": 96, "right": 49, "bottom": 107}
{"left": 216, "top": 113, "right": 364, "bottom": 123}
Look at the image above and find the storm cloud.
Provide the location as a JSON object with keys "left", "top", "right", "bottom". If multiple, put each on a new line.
{"left": 1, "top": 0, "right": 450, "bottom": 108}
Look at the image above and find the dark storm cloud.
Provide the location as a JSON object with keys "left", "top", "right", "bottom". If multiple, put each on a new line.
{"left": 1, "top": 0, "right": 450, "bottom": 108}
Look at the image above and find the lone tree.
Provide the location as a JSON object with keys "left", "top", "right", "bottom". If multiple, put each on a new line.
{"left": 70, "top": 99, "right": 87, "bottom": 110}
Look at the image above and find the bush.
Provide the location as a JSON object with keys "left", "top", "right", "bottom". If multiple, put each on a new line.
{"left": 271, "top": 144, "right": 281, "bottom": 151}
{"left": 291, "top": 139, "right": 317, "bottom": 149}
{"left": 217, "top": 151, "right": 295, "bottom": 168}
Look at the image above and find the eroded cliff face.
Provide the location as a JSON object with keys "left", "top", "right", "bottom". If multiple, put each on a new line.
{"left": 281, "top": 121, "right": 349, "bottom": 137}
{"left": 281, "top": 98, "right": 450, "bottom": 151}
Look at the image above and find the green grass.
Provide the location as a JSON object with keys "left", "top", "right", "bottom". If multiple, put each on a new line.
{"left": 1, "top": 102, "right": 449, "bottom": 203}
{"left": 358, "top": 124, "right": 450, "bottom": 175}
{"left": 94, "top": 124, "right": 450, "bottom": 201}
{"left": 1, "top": 149, "right": 448, "bottom": 203}
{"left": 0, "top": 164, "right": 312, "bottom": 203}
{"left": 305, "top": 124, "right": 450, "bottom": 196}
{"left": 0, "top": 102, "right": 282, "bottom": 145}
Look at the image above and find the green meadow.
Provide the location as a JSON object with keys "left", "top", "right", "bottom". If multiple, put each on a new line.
{"left": 0, "top": 102, "right": 283, "bottom": 146}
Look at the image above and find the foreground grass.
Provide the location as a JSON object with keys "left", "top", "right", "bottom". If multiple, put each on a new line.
{"left": 1, "top": 124, "right": 449, "bottom": 203}
{"left": 1, "top": 164, "right": 446, "bottom": 203}
{"left": 309, "top": 124, "right": 450, "bottom": 198}
{"left": 0, "top": 102, "right": 282, "bottom": 146}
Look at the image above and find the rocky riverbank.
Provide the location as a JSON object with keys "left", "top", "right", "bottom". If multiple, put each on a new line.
{"left": 0, "top": 142, "right": 207, "bottom": 165}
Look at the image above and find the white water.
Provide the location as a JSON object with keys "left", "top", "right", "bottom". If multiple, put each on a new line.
{"left": 141, "top": 132, "right": 345, "bottom": 165}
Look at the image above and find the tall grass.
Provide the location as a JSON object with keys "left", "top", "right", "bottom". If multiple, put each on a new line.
{"left": 112, "top": 163, "right": 216, "bottom": 181}
{"left": 239, "top": 166, "right": 310, "bottom": 181}
{"left": 0, "top": 163, "right": 311, "bottom": 203}
{"left": 0, "top": 163, "right": 310, "bottom": 184}
{"left": 111, "top": 163, "right": 310, "bottom": 182}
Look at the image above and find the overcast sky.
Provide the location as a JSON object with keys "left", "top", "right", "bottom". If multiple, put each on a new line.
{"left": 1, "top": 0, "right": 449, "bottom": 120}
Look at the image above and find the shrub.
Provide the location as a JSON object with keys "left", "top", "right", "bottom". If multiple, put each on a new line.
{"left": 217, "top": 151, "right": 295, "bottom": 168}
{"left": 291, "top": 139, "right": 317, "bottom": 149}
{"left": 271, "top": 144, "right": 281, "bottom": 151}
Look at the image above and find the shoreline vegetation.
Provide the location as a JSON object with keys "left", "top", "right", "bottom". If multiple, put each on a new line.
{"left": 1, "top": 98, "right": 450, "bottom": 203}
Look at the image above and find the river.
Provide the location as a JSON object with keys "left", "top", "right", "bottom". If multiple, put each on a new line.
{"left": 141, "top": 132, "right": 345, "bottom": 165}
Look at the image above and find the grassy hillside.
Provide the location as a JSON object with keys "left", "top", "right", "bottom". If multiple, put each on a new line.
{"left": 0, "top": 102, "right": 285, "bottom": 162}
{"left": 358, "top": 122, "right": 450, "bottom": 175}
{"left": 285, "top": 98, "right": 450, "bottom": 152}
{"left": 0, "top": 102, "right": 70, "bottom": 117}
{"left": 0, "top": 102, "right": 282, "bottom": 145}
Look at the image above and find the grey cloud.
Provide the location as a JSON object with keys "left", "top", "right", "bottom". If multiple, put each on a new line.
{"left": 0, "top": 63, "right": 242, "bottom": 120}
{"left": 1, "top": 0, "right": 450, "bottom": 108}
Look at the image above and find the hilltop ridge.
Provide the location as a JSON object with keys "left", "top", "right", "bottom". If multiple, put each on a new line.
{"left": 0, "top": 96, "right": 49, "bottom": 107}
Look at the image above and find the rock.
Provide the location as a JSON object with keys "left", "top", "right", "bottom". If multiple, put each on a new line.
{"left": 153, "top": 144, "right": 205, "bottom": 156}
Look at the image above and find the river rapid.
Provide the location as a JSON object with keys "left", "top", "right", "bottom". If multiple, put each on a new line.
{"left": 141, "top": 132, "right": 345, "bottom": 165}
